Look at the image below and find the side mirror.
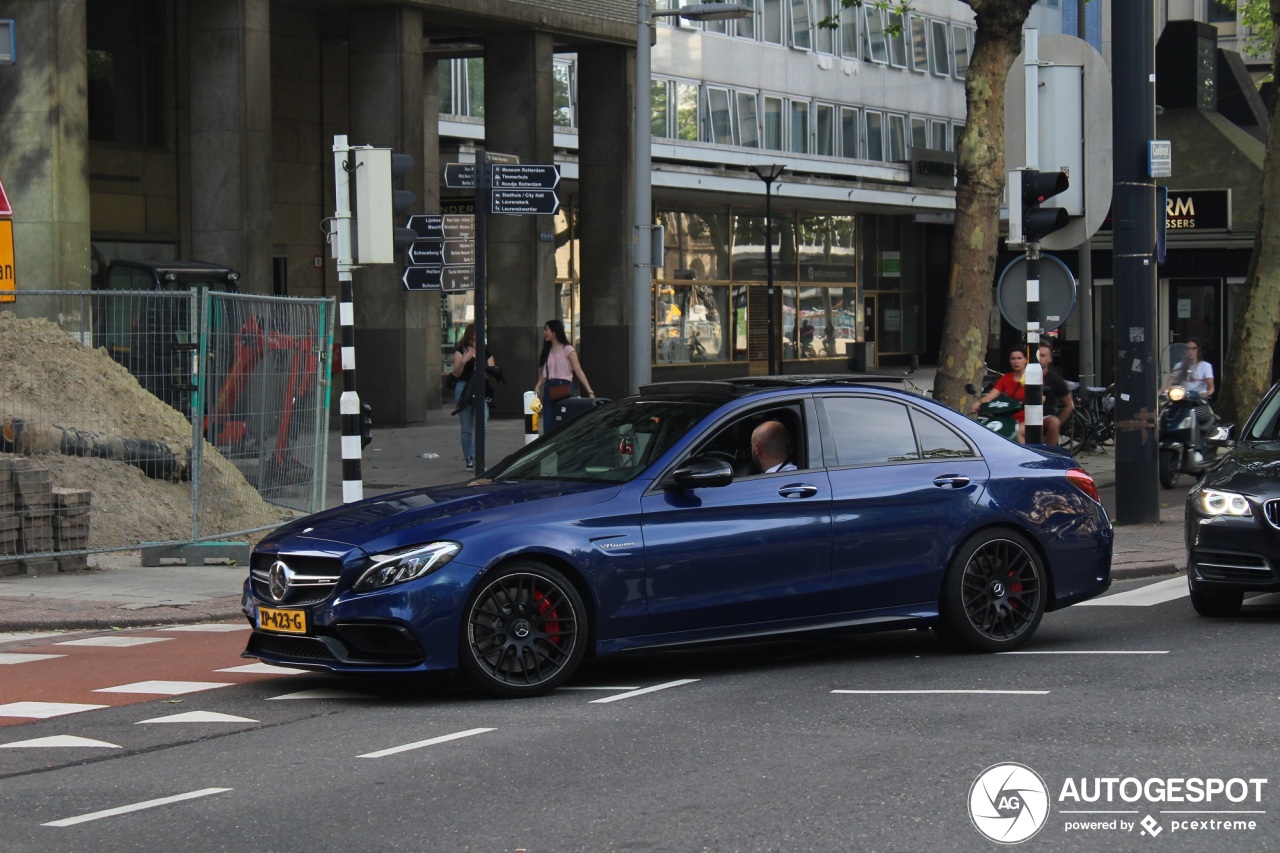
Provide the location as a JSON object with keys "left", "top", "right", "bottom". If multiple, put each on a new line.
{"left": 1207, "top": 423, "right": 1235, "bottom": 447}
{"left": 666, "top": 457, "right": 734, "bottom": 490}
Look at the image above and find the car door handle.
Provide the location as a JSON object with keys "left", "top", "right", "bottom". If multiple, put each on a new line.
{"left": 933, "top": 475, "right": 970, "bottom": 489}
{"left": 777, "top": 484, "right": 819, "bottom": 499}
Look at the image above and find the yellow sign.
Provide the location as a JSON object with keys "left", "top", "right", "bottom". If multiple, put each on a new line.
{"left": 0, "top": 219, "right": 14, "bottom": 303}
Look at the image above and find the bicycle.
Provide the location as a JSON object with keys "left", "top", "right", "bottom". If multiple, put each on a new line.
{"left": 1060, "top": 382, "right": 1115, "bottom": 454}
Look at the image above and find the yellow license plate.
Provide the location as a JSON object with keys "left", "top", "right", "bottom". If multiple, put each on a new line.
{"left": 257, "top": 605, "right": 308, "bottom": 634}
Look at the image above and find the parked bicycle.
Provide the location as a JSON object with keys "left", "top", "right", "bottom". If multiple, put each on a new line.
{"left": 1059, "top": 381, "right": 1115, "bottom": 454}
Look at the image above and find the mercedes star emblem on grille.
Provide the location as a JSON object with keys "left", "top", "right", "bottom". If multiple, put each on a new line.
{"left": 268, "top": 560, "right": 294, "bottom": 602}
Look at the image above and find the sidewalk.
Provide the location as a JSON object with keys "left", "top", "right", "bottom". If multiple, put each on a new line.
{"left": 0, "top": 375, "right": 1186, "bottom": 632}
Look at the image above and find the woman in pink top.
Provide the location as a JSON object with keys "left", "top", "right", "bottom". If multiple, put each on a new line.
{"left": 534, "top": 319, "right": 595, "bottom": 431}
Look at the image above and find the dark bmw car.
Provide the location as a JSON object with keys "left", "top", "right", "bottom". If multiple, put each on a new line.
{"left": 1185, "top": 381, "right": 1280, "bottom": 616}
{"left": 242, "top": 377, "right": 1113, "bottom": 697}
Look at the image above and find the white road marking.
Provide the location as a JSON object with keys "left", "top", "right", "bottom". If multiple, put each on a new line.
{"left": 0, "top": 701, "right": 108, "bottom": 719}
{"left": 999, "top": 650, "right": 1169, "bottom": 655}
{"left": 266, "top": 688, "right": 377, "bottom": 700}
{"left": 42, "top": 788, "right": 232, "bottom": 827}
{"left": 359, "top": 727, "right": 495, "bottom": 758}
{"left": 153, "top": 624, "right": 249, "bottom": 633}
{"left": 215, "top": 663, "right": 307, "bottom": 675}
{"left": 94, "top": 680, "right": 232, "bottom": 695}
{"left": 832, "top": 689, "right": 1050, "bottom": 695}
{"left": 138, "top": 711, "right": 257, "bottom": 724}
{"left": 1, "top": 735, "right": 119, "bottom": 749}
{"left": 0, "top": 631, "right": 66, "bottom": 645}
{"left": 55, "top": 636, "right": 174, "bottom": 648}
{"left": 589, "top": 679, "right": 700, "bottom": 703}
{"left": 0, "top": 653, "right": 65, "bottom": 664}
{"left": 558, "top": 686, "right": 641, "bottom": 691}
{"left": 1077, "top": 576, "right": 1188, "bottom": 607}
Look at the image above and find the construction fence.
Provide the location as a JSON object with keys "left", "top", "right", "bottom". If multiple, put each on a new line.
{"left": 0, "top": 289, "right": 334, "bottom": 573}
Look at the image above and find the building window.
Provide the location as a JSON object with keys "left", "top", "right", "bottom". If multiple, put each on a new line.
{"left": 736, "top": 0, "right": 757, "bottom": 40}
{"left": 910, "top": 116, "right": 928, "bottom": 153}
{"left": 815, "top": 103, "right": 836, "bottom": 156}
{"left": 887, "top": 113, "right": 907, "bottom": 161}
{"left": 863, "top": 7, "right": 888, "bottom": 64}
{"left": 909, "top": 15, "right": 929, "bottom": 72}
{"left": 839, "top": 4, "right": 859, "bottom": 58}
{"left": 553, "top": 59, "right": 576, "bottom": 127}
{"left": 840, "top": 107, "right": 860, "bottom": 159}
{"left": 652, "top": 79, "right": 671, "bottom": 137}
{"left": 762, "top": 0, "right": 785, "bottom": 44}
{"left": 676, "top": 81, "right": 700, "bottom": 141}
{"left": 951, "top": 25, "right": 971, "bottom": 78}
{"left": 790, "top": 100, "right": 810, "bottom": 153}
{"left": 887, "top": 11, "right": 908, "bottom": 67}
{"left": 764, "top": 95, "right": 785, "bottom": 149}
{"left": 930, "top": 119, "right": 950, "bottom": 150}
{"left": 814, "top": 0, "right": 835, "bottom": 54}
{"left": 789, "top": 0, "right": 812, "bottom": 49}
{"left": 929, "top": 20, "right": 952, "bottom": 77}
{"left": 738, "top": 92, "right": 761, "bottom": 148}
{"left": 865, "top": 110, "right": 884, "bottom": 161}
{"left": 88, "top": 0, "right": 167, "bottom": 145}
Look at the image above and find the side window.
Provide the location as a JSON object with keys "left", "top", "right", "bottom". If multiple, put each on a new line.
{"left": 910, "top": 409, "right": 975, "bottom": 458}
{"left": 823, "top": 397, "right": 918, "bottom": 466}
{"left": 694, "top": 405, "right": 806, "bottom": 475}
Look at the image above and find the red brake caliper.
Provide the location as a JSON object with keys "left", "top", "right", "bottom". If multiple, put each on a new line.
{"left": 533, "top": 589, "right": 561, "bottom": 645}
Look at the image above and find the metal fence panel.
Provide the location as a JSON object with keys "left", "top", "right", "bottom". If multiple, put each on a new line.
{"left": 0, "top": 290, "right": 333, "bottom": 572}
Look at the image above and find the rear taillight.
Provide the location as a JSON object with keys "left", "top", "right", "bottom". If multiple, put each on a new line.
{"left": 1066, "top": 468, "right": 1100, "bottom": 502}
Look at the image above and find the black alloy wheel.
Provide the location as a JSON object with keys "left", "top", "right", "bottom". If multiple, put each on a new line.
{"left": 938, "top": 529, "right": 1046, "bottom": 652}
{"left": 460, "top": 563, "right": 587, "bottom": 698}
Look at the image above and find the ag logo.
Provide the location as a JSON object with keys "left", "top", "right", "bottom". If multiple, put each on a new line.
{"left": 968, "top": 762, "right": 1050, "bottom": 844}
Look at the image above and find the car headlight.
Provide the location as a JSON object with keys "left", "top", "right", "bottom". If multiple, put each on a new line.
{"left": 1192, "top": 488, "right": 1252, "bottom": 517}
{"left": 354, "top": 542, "right": 461, "bottom": 591}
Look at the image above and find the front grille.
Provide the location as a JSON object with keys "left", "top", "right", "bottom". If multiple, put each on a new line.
{"left": 1193, "top": 549, "right": 1277, "bottom": 584}
{"left": 250, "top": 552, "right": 342, "bottom": 606}
{"left": 1264, "top": 500, "right": 1280, "bottom": 529}
{"left": 336, "top": 623, "right": 425, "bottom": 662}
{"left": 247, "top": 632, "right": 338, "bottom": 662}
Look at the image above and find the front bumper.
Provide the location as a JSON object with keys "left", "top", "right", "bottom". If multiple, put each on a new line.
{"left": 1186, "top": 513, "right": 1280, "bottom": 592}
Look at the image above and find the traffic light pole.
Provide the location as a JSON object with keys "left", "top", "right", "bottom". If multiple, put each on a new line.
{"left": 472, "top": 150, "right": 489, "bottom": 475}
{"left": 1024, "top": 244, "right": 1043, "bottom": 445}
{"left": 332, "top": 134, "right": 363, "bottom": 504}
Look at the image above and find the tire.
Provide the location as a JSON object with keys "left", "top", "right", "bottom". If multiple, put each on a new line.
{"left": 1159, "top": 450, "right": 1179, "bottom": 489}
{"left": 459, "top": 562, "right": 587, "bottom": 698}
{"left": 1188, "top": 581, "right": 1244, "bottom": 618}
{"left": 937, "top": 529, "right": 1047, "bottom": 652}
{"left": 1060, "top": 411, "right": 1088, "bottom": 455}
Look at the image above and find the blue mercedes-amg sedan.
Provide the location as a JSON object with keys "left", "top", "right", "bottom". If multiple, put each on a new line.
{"left": 242, "top": 377, "right": 1113, "bottom": 697}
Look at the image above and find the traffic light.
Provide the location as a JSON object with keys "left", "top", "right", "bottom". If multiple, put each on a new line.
{"left": 1008, "top": 168, "right": 1070, "bottom": 246}
{"left": 353, "top": 147, "right": 417, "bottom": 264}
{"left": 360, "top": 401, "right": 374, "bottom": 448}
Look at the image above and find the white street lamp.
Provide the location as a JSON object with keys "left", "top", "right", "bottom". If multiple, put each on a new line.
{"left": 633, "top": 1, "right": 751, "bottom": 393}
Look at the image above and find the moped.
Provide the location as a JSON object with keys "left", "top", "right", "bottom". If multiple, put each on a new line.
{"left": 966, "top": 381, "right": 1023, "bottom": 441}
{"left": 1158, "top": 385, "right": 1225, "bottom": 488}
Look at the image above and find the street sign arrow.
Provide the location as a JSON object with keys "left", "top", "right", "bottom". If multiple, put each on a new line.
{"left": 490, "top": 189, "right": 560, "bottom": 215}
{"left": 408, "top": 240, "right": 444, "bottom": 266}
{"left": 406, "top": 213, "right": 475, "bottom": 240}
{"left": 443, "top": 163, "right": 475, "bottom": 189}
{"left": 442, "top": 266, "right": 475, "bottom": 292}
{"left": 491, "top": 164, "right": 560, "bottom": 190}
{"left": 402, "top": 265, "right": 443, "bottom": 291}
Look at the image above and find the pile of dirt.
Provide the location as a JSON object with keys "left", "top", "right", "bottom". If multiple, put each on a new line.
{"left": 0, "top": 311, "right": 294, "bottom": 549}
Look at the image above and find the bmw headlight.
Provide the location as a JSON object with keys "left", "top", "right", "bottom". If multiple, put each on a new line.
{"left": 1193, "top": 488, "right": 1252, "bottom": 517}
{"left": 354, "top": 542, "right": 461, "bottom": 591}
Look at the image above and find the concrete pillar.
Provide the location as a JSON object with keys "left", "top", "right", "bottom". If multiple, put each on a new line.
{"left": 349, "top": 6, "right": 429, "bottom": 425}
{"left": 0, "top": 0, "right": 91, "bottom": 291}
{"left": 483, "top": 31, "right": 556, "bottom": 414}
{"left": 188, "top": 0, "right": 273, "bottom": 287}
{"left": 576, "top": 45, "right": 635, "bottom": 400}
{"left": 422, "top": 53, "right": 443, "bottom": 408}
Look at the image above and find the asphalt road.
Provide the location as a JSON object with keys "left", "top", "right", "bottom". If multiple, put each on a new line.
{"left": 2, "top": 575, "right": 1277, "bottom": 852}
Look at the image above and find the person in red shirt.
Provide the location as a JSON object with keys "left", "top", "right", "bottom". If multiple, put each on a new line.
{"left": 971, "top": 349, "right": 1028, "bottom": 442}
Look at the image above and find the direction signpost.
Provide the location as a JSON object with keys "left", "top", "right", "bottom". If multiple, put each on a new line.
{"left": 401, "top": 214, "right": 476, "bottom": 292}
{"left": 490, "top": 189, "right": 560, "bottom": 215}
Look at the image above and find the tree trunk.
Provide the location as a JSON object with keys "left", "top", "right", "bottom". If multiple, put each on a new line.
{"left": 934, "top": 1, "right": 1036, "bottom": 410}
{"left": 1216, "top": 2, "right": 1280, "bottom": 426}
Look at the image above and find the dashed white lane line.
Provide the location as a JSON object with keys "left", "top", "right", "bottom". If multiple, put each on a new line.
{"left": 0, "top": 701, "right": 108, "bottom": 719}
{"left": 215, "top": 663, "right": 307, "bottom": 675}
{"left": 1077, "top": 576, "right": 1188, "bottom": 607}
{"left": 832, "top": 689, "right": 1049, "bottom": 695}
{"left": 93, "top": 681, "right": 233, "bottom": 696}
{"left": 42, "top": 788, "right": 233, "bottom": 827}
{"left": 0, "top": 653, "right": 65, "bottom": 665}
{"left": 137, "top": 711, "right": 257, "bottom": 725}
{"left": 1, "top": 735, "right": 119, "bottom": 749}
{"left": 266, "top": 688, "right": 377, "bottom": 700}
{"left": 359, "top": 728, "right": 495, "bottom": 759}
{"left": 0, "top": 632, "right": 65, "bottom": 645}
{"left": 558, "top": 686, "right": 641, "bottom": 691}
{"left": 588, "top": 679, "right": 700, "bottom": 703}
{"left": 55, "top": 636, "right": 174, "bottom": 648}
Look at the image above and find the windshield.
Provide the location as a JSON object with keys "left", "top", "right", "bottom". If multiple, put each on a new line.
{"left": 1245, "top": 388, "right": 1280, "bottom": 442}
{"left": 485, "top": 398, "right": 721, "bottom": 483}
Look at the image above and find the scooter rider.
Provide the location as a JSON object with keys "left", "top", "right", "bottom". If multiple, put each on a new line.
{"left": 1163, "top": 338, "right": 1216, "bottom": 460}
{"left": 971, "top": 349, "right": 1028, "bottom": 443}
